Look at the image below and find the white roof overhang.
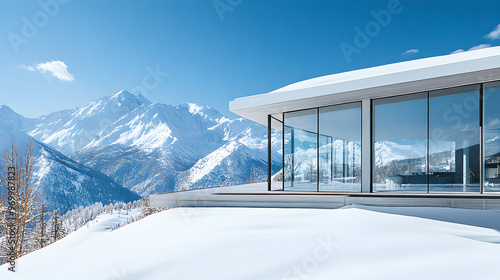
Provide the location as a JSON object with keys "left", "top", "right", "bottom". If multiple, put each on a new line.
{"left": 229, "top": 46, "right": 500, "bottom": 125}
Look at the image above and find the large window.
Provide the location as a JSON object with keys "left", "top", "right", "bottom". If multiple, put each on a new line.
{"left": 372, "top": 86, "right": 481, "bottom": 193}
{"left": 429, "top": 85, "right": 480, "bottom": 192}
{"left": 283, "top": 103, "right": 362, "bottom": 192}
{"left": 280, "top": 81, "right": 498, "bottom": 194}
{"left": 483, "top": 81, "right": 500, "bottom": 192}
{"left": 284, "top": 109, "right": 318, "bottom": 191}
{"left": 319, "top": 103, "right": 361, "bottom": 192}
{"left": 269, "top": 115, "right": 283, "bottom": 190}
{"left": 373, "top": 93, "right": 428, "bottom": 192}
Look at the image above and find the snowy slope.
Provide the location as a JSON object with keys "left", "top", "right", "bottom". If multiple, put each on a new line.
{"left": 0, "top": 105, "right": 36, "bottom": 130}
{"left": 2, "top": 206, "right": 500, "bottom": 279}
{"left": 33, "top": 143, "right": 141, "bottom": 213}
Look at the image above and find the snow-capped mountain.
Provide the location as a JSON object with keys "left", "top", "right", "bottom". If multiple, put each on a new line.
{"left": 65, "top": 94, "right": 282, "bottom": 196}
{"left": 0, "top": 106, "right": 140, "bottom": 213}
{"left": 0, "top": 105, "right": 36, "bottom": 130}
{"left": 29, "top": 90, "right": 152, "bottom": 155}
{"left": 10, "top": 90, "right": 282, "bottom": 196}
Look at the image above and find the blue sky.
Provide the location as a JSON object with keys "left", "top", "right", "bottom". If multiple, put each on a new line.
{"left": 1, "top": 0, "right": 499, "bottom": 118}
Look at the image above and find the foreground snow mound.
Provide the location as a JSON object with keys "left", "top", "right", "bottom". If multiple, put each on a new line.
{"left": 2, "top": 206, "right": 500, "bottom": 280}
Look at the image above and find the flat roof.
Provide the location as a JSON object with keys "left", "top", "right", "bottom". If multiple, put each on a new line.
{"left": 229, "top": 46, "right": 500, "bottom": 125}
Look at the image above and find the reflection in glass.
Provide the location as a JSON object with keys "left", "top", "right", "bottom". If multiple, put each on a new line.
{"left": 270, "top": 116, "right": 283, "bottom": 190}
{"left": 483, "top": 82, "right": 500, "bottom": 192}
{"left": 373, "top": 93, "right": 428, "bottom": 192}
{"left": 319, "top": 103, "right": 361, "bottom": 192}
{"left": 283, "top": 109, "right": 318, "bottom": 191}
{"left": 429, "top": 85, "right": 480, "bottom": 192}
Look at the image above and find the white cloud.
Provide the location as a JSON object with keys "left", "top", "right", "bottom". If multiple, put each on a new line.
{"left": 36, "top": 60, "right": 75, "bottom": 82}
{"left": 469, "top": 43, "right": 492, "bottom": 51}
{"left": 402, "top": 49, "right": 419, "bottom": 55}
{"left": 17, "top": 64, "right": 35, "bottom": 71}
{"left": 485, "top": 24, "right": 500, "bottom": 40}
{"left": 451, "top": 44, "right": 491, "bottom": 54}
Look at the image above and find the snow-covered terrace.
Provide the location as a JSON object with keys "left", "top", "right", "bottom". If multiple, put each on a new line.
{"left": 150, "top": 183, "right": 500, "bottom": 210}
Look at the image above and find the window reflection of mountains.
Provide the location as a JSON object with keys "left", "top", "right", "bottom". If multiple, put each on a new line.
{"left": 377, "top": 144, "right": 480, "bottom": 186}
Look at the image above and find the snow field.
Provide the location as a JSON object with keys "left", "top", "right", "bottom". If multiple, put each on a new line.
{"left": 2, "top": 206, "right": 500, "bottom": 279}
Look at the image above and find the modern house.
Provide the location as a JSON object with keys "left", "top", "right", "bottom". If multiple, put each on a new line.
{"left": 150, "top": 47, "right": 500, "bottom": 210}
{"left": 229, "top": 46, "right": 500, "bottom": 195}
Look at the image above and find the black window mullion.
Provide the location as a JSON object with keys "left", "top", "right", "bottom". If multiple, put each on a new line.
{"left": 282, "top": 113, "right": 285, "bottom": 191}
{"left": 427, "top": 91, "right": 430, "bottom": 194}
{"left": 317, "top": 108, "right": 320, "bottom": 192}
{"left": 480, "top": 83, "right": 484, "bottom": 194}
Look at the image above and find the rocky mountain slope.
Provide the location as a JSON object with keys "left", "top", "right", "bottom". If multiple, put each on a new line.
{"left": 0, "top": 106, "right": 140, "bottom": 213}
{"left": 12, "top": 90, "right": 282, "bottom": 196}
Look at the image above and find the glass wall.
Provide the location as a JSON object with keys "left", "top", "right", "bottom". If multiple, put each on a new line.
{"left": 373, "top": 93, "right": 428, "bottom": 192}
{"left": 319, "top": 103, "right": 361, "bottom": 192}
{"left": 483, "top": 81, "right": 500, "bottom": 192}
{"left": 429, "top": 85, "right": 480, "bottom": 192}
{"left": 280, "top": 81, "right": 498, "bottom": 194}
{"left": 283, "top": 109, "right": 318, "bottom": 191}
